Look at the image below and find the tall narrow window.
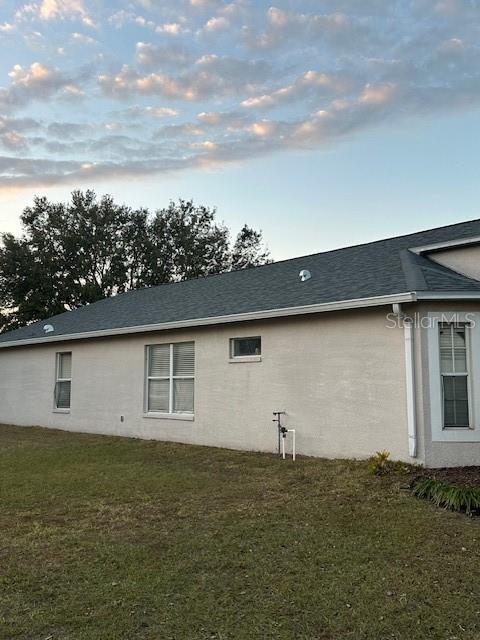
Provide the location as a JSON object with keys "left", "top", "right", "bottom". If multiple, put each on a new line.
{"left": 439, "top": 323, "right": 470, "bottom": 428}
{"left": 55, "top": 352, "right": 72, "bottom": 410}
{"left": 147, "top": 341, "right": 194, "bottom": 414}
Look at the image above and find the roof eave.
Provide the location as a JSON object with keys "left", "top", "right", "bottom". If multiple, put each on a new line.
{"left": 0, "top": 292, "right": 417, "bottom": 349}
{"left": 415, "top": 291, "right": 480, "bottom": 300}
{"left": 410, "top": 235, "right": 480, "bottom": 255}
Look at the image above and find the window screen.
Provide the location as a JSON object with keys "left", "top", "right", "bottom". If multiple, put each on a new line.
{"left": 147, "top": 342, "right": 194, "bottom": 414}
{"left": 55, "top": 352, "right": 72, "bottom": 410}
{"left": 439, "top": 324, "right": 470, "bottom": 428}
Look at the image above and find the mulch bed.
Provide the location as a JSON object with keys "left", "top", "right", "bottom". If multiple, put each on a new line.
{"left": 412, "top": 466, "right": 480, "bottom": 487}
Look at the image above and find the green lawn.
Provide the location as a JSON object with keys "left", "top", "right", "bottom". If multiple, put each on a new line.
{"left": 1, "top": 426, "right": 479, "bottom": 640}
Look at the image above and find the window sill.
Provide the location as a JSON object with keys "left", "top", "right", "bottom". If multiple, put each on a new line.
{"left": 53, "top": 408, "right": 70, "bottom": 414}
{"left": 229, "top": 356, "right": 262, "bottom": 363}
{"left": 143, "top": 412, "right": 194, "bottom": 421}
{"left": 433, "top": 425, "right": 480, "bottom": 442}
{"left": 443, "top": 426, "right": 473, "bottom": 430}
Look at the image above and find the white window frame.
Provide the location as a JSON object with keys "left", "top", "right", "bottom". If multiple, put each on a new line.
{"left": 439, "top": 322, "right": 472, "bottom": 429}
{"left": 427, "top": 312, "right": 480, "bottom": 442}
{"left": 54, "top": 351, "right": 72, "bottom": 413}
{"left": 144, "top": 342, "right": 195, "bottom": 420}
{"left": 229, "top": 336, "right": 262, "bottom": 363}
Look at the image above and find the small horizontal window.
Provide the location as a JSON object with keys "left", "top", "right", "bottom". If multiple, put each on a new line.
{"left": 230, "top": 336, "right": 261, "bottom": 358}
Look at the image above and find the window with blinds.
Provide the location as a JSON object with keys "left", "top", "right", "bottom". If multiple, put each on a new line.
{"left": 147, "top": 341, "right": 195, "bottom": 414}
{"left": 439, "top": 323, "right": 470, "bottom": 428}
{"left": 55, "top": 352, "right": 72, "bottom": 410}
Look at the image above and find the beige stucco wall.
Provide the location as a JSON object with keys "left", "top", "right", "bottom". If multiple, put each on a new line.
{"left": 412, "top": 301, "right": 480, "bottom": 467}
{"left": 429, "top": 245, "right": 480, "bottom": 281}
{"left": 410, "top": 242, "right": 480, "bottom": 466}
{"left": 0, "top": 308, "right": 412, "bottom": 462}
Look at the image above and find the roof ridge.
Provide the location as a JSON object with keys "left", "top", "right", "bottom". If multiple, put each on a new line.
{"left": 113, "top": 216, "right": 480, "bottom": 298}
{"left": 399, "top": 249, "right": 428, "bottom": 290}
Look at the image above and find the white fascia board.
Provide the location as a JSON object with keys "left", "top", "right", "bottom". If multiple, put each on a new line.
{"left": 0, "top": 292, "right": 416, "bottom": 349}
{"left": 416, "top": 292, "right": 480, "bottom": 300}
{"left": 410, "top": 235, "right": 480, "bottom": 255}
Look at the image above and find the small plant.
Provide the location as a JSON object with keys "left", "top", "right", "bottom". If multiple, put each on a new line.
{"left": 413, "top": 477, "right": 480, "bottom": 515}
{"left": 368, "top": 450, "right": 392, "bottom": 476}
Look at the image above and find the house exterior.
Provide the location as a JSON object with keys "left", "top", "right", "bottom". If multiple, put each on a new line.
{"left": 2, "top": 220, "right": 480, "bottom": 467}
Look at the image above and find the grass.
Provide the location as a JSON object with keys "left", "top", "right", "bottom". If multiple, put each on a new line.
{"left": 1, "top": 426, "right": 480, "bottom": 640}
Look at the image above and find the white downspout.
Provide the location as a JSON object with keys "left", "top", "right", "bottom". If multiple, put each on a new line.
{"left": 394, "top": 303, "right": 417, "bottom": 458}
{"left": 404, "top": 320, "right": 417, "bottom": 457}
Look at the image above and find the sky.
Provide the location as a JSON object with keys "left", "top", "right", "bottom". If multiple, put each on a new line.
{"left": 0, "top": 0, "right": 479, "bottom": 260}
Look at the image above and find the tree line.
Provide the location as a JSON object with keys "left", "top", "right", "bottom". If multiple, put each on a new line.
{"left": 0, "top": 190, "right": 271, "bottom": 332}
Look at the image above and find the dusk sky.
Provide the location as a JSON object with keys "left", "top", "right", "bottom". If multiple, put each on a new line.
{"left": 0, "top": 0, "right": 479, "bottom": 259}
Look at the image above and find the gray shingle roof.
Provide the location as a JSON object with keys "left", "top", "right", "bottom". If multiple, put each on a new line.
{"left": 2, "top": 218, "right": 480, "bottom": 346}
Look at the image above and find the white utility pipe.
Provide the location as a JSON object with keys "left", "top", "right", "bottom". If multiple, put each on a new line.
{"left": 282, "top": 429, "right": 296, "bottom": 461}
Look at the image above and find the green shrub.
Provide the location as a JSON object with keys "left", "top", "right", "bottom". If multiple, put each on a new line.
{"left": 413, "top": 477, "right": 480, "bottom": 515}
{"left": 368, "top": 450, "right": 391, "bottom": 476}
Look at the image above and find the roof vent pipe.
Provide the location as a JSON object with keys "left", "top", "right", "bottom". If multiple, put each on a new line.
{"left": 299, "top": 269, "right": 311, "bottom": 282}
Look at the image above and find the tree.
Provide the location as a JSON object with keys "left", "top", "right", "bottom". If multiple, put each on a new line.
{"left": 230, "top": 225, "right": 271, "bottom": 271}
{"left": 0, "top": 191, "right": 271, "bottom": 332}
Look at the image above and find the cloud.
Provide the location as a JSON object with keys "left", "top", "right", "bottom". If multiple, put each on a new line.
{"left": 145, "top": 106, "right": 178, "bottom": 117}
{"left": 156, "top": 22, "right": 183, "bottom": 35}
{"left": 155, "top": 122, "right": 205, "bottom": 139}
{"left": 250, "top": 120, "right": 276, "bottom": 137}
{"left": 190, "top": 0, "right": 220, "bottom": 7}
{"left": 203, "top": 16, "right": 229, "bottom": 31}
{"left": 99, "top": 55, "right": 270, "bottom": 101}
{"left": 135, "top": 41, "right": 192, "bottom": 68}
{"left": 2, "top": 0, "right": 480, "bottom": 193}
{"left": 108, "top": 10, "right": 185, "bottom": 34}
{"left": 9, "top": 62, "right": 55, "bottom": 88}
{"left": 190, "top": 139, "right": 218, "bottom": 150}
{"left": 243, "top": 7, "right": 369, "bottom": 51}
{"left": 358, "top": 83, "right": 398, "bottom": 106}
{"left": 5, "top": 62, "right": 65, "bottom": 99}
{"left": 0, "top": 131, "right": 28, "bottom": 150}
{"left": 108, "top": 10, "right": 156, "bottom": 30}
{"left": 0, "top": 62, "right": 87, "bottom": 112}
{"left": 197, "top": 111, "right": 246, "bottom": 128}
{"left": 62, "top": 84, "right": 85, "bottom": 98}
{"left": 0, "top": 153, "right": 200, "bottom": 189}
{"left": 122, "top": 105, "right": 179, "bottom": 119}
{"left": 0, "top": 116, "right": 41, "bottom": 152}
{"left": 38, "top": 0, "right": 85, "bottom": 20}
{"left": 16, "top": 0, "right": 95, "bottom": 26}
{"left": 0, "top": 116, "right": 41, "bottom": 133}
{"left": 71, "top": 31, "right": 97, "bottom": 45}
{"left": 242, "top": 71, "right": 353, "bottom": 110}
{"left": 98, "top": 66, "right": 194, "bottom": 100}
{"left": 47, "top": 121, "right": 93, "bottom": 138}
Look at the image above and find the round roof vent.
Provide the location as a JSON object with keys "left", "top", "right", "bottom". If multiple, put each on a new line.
{"left": 43, "top": 324, "right": 54, "bottom": 334}
{"left": 299, "top": 269, "right": 311, "bottom": 282}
